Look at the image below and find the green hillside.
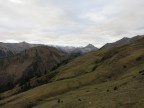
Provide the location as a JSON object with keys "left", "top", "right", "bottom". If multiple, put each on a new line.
{"left": 0, "top": 37, "right": 144, "bottom": 108}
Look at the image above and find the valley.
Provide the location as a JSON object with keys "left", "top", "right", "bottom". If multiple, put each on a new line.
{"left": 0, "top": 36, "right": 144, "bottom": 108}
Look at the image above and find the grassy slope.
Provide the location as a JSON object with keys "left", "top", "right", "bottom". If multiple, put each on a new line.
{"left": 0, "top": 38, "right": 144, "bottom": 108}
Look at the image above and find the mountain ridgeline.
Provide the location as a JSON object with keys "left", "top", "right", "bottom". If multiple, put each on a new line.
{"left": 0, "top": 42, "right": 98, "bottom": 58}
{"left": 0, "top": 42, "right": 39, "bottom": 58}
{"left": 0, "top": 35, "right": 144, "bottom": 108}
{"left": 56, "top": 44, "right": 98, "bottom": 57}
{"left": 101, "top": 35, "right": 144, "bottom": 49}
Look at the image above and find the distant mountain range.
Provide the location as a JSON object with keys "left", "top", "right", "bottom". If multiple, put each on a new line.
{"left": 57, "top": 44, "right": 98, "bottom": 56}
{"left": 0, "top": 42, "right": 98, "bottom": 58}
{"left": 0, "top": 35, "right": 144, "bottom": 59}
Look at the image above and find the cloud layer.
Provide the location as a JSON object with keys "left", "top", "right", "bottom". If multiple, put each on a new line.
{"left": 0, "top": 0, "right": 144, "bottom": 47}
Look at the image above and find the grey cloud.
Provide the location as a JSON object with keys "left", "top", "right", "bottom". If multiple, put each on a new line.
{"left": 0, "top": 0, "right": 144, "bottom": 47}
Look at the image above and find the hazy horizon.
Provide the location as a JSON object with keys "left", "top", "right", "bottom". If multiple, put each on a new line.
{"left": 0, "top": 35, "right": 142, "bottom": 48}
{"left": 0, "top": 0, "right": 144, "bottom": 47}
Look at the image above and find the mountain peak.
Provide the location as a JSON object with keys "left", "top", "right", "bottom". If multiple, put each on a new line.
{"left": 85, "top": 44, "right": 96, "bottom": 48}
{"left": 19, "top": 41, "right": 29, "bottom": 44}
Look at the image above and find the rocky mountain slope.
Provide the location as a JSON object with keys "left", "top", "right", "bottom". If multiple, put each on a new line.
{"left": 0, "top": 46, "right": 68, "bottom": 92}
{"left": 0, "top": 36, "right": 144, "bottom": 108}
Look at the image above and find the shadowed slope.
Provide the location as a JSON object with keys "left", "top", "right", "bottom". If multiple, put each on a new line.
{"left": 0, "top": 46, "right": 68, "bottom": 92}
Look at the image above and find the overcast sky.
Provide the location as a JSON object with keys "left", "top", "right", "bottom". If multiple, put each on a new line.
{"left": 0, "top": 0, "right": 144, "bottom": 47}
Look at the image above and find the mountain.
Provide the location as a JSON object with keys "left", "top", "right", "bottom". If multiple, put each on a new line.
{"left": 0, "top": 42, "right": 39, "bottom": 58}
{"left": 75, "top": 44, "right": 98, "bottom": 54}
{"left": 57, "top": 44, "right": 98, "bottom": 56}
{"left": 0, "top": 46, "right": 68, "bottom": 92}
{"left": 0, "top": 42, "right": 98, "bottom": 58}
{"left": 0, "top": 36, "right": 144, "bottom": 108}
{"left": 56, "top": 46, "right": 76, "bottom": 54}
{"left": 101, "top": 35, "right": 144, "bottom": 49}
